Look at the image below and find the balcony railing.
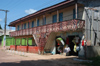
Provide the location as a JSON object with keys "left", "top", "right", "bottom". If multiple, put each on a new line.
{"left": 10, "top": 19, "right": 85, "bottom": 37}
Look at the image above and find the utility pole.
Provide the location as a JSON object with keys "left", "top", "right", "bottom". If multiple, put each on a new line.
{"left": 0, "top": 9, "right": 9, "bottom": 49}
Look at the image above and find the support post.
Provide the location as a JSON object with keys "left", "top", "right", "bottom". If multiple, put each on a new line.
{"left": 43, "top": 15, "right": 45, "bottom": 25}
{"left": 75, "top": 3, "right": 78, "bottom": 19}
{"left": 36, "top": 18, "right": 37, "bottom": 27}
{"left": 27, "top": 38, "right": 28, "bottom": 46}
{"left": 57, "top": 10, "right": 59, "bottom": 22}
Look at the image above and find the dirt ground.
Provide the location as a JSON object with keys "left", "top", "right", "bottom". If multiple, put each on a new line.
{"left": 0, "top": 47, "right": 86, "bottom": 66}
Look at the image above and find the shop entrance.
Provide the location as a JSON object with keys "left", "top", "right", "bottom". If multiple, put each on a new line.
{"left": 55, "top": 36, "right": 65, "bottom": 54}
{"left": 56, "top": 36, "right": 60, "bottom": 54}
{"left": 55, "top": 35, "right": 80, "bottom": 55}
{"left": 68, "top": 35, "right": 80, "bottom": 56}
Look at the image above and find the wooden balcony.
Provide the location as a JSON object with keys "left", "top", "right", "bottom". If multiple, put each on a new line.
{"left": 10, "top": 19, "right": 85, "bottom": 37}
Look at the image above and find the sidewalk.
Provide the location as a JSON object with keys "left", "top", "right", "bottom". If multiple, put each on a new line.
{"left": 5, "top": 50, "right": 78, "bottom": 60}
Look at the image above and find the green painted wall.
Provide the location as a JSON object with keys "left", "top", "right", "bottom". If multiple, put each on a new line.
{"left": 6, "top": 36, "right": 15, "bottom": 46}
{"left": 1, "top": 35, "right": 33, "bottom": 46}
{"left": 28, "top": 38, "right": 32, "bottom": 45}
{"left": 1, "top": 35, "right": 15, "bottom": 46}
{"left": 0, "top": 35, "right": 3, "bottom": 46}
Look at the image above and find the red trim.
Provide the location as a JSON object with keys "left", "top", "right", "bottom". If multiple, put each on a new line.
{"left": 28, "top": 46, "right": 39, "bottom": 53}
{"left": 10, "top": 45, "right": 17, "bottom": 50}
{"left": 17, "top": 46, "right": 28, "bottom": 52}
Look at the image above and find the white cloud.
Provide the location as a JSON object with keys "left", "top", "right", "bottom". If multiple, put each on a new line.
{"left": 25, "top": 9, "right": 37, "bottom": 14}
{"left": 0, "top": 19, "right": 2, "bottom": 22}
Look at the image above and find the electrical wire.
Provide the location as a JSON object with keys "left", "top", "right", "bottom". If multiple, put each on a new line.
{"left": 3, "top": 0, "right": 25, "bottom": 9}
{"left": 7, "top": 0, "right": 62, "bottom": 22}
{"left": 0, "top": 0, "right": 12, "bottom": 8}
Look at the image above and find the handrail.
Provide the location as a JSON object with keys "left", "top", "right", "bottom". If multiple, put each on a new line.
{"left": 10, "top": 19, "right": 85, "bottom": 37}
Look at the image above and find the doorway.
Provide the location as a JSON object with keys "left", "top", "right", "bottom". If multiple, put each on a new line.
{"left": 55, "top": 36, "right": 60, "bottom": 54}
{"left": 55, "top": 36, "right": 65, "bottom": 54}
{"left": 68, "top": 35, "right": 79, "bottom": 56}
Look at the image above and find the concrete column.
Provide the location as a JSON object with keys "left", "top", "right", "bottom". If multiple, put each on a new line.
{"left": 57, "top": 10, "right": 59, "bottom": 22}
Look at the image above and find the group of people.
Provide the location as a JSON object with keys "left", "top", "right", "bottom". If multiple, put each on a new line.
{"left": 56, "top": 36, "right": 81, "bottom": 56}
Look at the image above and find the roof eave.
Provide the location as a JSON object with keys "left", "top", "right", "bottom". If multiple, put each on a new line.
{"left": 9, "top": 0, "right": 76, "bottom": 27}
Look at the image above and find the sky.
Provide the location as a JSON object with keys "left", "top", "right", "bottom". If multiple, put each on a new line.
{"left": 0, "top": 0, "right": 65, "bottom": 30}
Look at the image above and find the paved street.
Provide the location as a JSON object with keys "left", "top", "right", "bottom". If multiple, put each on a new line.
{"left": 0, "top": 47, "right": 86, "bottom": 66}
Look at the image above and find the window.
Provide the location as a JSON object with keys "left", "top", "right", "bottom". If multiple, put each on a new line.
{"left": 73, "top": 8, "right": 78, "bottom": 19}
{"left": 17, "top": 25, "right": 20, "bottom": 31}
{"left": 37, "top": 19, "right": 39, "bottom": 26}
{"left": 24, "top": 23, "right": 26, "bottom": 29}
{"left": 53, "top": 14, "right": 57, "bottom": 23}
{"left": 28, "top": 22, "right": 30, "bottom": 28}
{"left": 32, "top": 21, "right": 34, "bottom": 27}
{"left": 73, "top": 9, "right": 76, "bottom": 19}
{"left": 59, "top": 12, "right": 63, "bottom": 22}
{"left": 43, "top": 17, "right": 46, "bottom": 25}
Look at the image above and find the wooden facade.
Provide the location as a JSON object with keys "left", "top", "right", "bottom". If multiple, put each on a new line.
{"left": 9, "top": 0, "right": 85, "bottom": 54}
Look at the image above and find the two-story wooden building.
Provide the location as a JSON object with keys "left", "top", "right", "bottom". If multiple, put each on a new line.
{"left": 9, "top": 0, "right": 86, "bottom": 55}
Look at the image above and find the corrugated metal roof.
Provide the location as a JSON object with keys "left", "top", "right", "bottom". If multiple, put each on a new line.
{"left": 0, "top": 29, "right": 14, "bottom": 36}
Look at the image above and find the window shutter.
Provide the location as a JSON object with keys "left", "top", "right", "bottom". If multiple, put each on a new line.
{"left": 73, "top": 9, "right": 76, "bottom": 19}
{"left": 28, "top": 22, "right": 29, "bottom": 28}
{"left": 73, "top": 8, "right": 78, "bottom": 19}
{"left": 53, "top": 14, "right": 57, "bottom": 23}
{"left": 44, "top": 17, "right": 46, "bottom": 25}
{"left": 24, "top": 23, "right": 26, "bottom": 29}
{"left": 59, "top": 12, "right": 63, "bottom": 22}
{"left": 32, "top": 21, "right": 34, "bottom": 27}
{"left": 43, "top": 17, "right": 46, "bottom": 25}
{"left": 17, "top": 25, "right": 19, "bottom": 31}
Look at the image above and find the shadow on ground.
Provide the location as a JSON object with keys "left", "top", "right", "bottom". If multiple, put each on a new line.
{"left": 0, "top": 57, "right": 86, "bottom": 66}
